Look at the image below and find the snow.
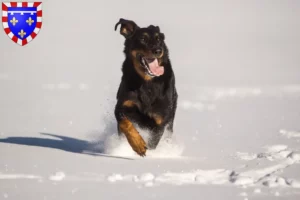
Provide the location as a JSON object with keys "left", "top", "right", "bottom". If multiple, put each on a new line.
{"left": 280, "top": 129, "right": 300, "bottom": 139}
{"left": 2, "top": 85, "right": 299, "bottom": 199}
{"left": 0, "top": 174, "right": 41, "bottom": 180}
{"left": 1, "top": 0, "right": 300, "bottom": 199}
{"left": 49, "top": 172, "right": 66, "bottom": 181}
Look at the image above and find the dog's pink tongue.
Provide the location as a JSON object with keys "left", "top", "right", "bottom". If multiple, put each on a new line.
{"left": 148, "top": 59, "right": 164, "bottom": 76}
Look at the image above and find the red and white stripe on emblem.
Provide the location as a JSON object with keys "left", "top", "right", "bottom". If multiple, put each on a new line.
{"left": 2, "top": 2, "right": 42, "bottom": 46}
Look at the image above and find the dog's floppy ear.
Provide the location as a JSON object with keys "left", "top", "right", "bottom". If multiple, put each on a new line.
{"left": 115, "top": 18, "right": 139, "bottom": 39}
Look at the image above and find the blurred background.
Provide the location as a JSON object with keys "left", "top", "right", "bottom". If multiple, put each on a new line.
{"left": 1, "top": 0, "right": 300, "bottom": 86}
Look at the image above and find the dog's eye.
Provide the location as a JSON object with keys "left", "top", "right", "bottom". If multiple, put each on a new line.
{"left": 140, "top": 36, "right": 147, "bottom": 43}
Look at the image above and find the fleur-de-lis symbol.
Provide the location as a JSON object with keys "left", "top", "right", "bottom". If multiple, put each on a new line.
{"left": 10, "top": 17, "right": 18, "bottom": 26}
{"left": 26, "top": 17, "right": 34, "bottom": 26}
{"left": 18, "top": 29, "right": 26, "bottom": 38}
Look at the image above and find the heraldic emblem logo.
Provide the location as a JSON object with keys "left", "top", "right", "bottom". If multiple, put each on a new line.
{"left": 2, "top": 2, "right": 42, "bottom": 46}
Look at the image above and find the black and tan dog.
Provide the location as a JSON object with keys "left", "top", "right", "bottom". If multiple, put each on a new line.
{"left": 114, "top": 18, "right": 178, "bottom": 157}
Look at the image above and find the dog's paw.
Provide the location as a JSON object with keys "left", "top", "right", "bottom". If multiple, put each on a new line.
{"left": 126, "top": 133, "right": 147, "bottom": 157}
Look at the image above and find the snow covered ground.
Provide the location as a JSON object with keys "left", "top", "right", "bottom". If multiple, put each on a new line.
{"left": 0, "top": 83, "right": 300, "bottom": 200}
{"left": 1, "top": 0, "right": 300, "bottom": 199}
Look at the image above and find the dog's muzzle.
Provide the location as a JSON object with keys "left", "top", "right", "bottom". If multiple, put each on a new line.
{"left": 137, "top": 53, "right": 164, "bottom": 77}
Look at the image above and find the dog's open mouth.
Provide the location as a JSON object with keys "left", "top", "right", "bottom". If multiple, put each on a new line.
{"left": 137, "top": 54, "right": 164, "bottom": 77}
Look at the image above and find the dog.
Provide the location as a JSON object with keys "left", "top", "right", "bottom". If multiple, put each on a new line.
{"left": 114, "top": 18, "right": 178, "bottom": 157}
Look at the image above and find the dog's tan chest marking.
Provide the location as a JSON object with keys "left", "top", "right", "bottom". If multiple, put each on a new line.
{"left": 123, "top": 100, "right": 136, "bottom": 107}
{"left": 148, "top": 112, "right": 163, "bottom": 125}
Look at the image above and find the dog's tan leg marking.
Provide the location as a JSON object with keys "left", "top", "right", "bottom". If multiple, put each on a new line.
{"left": 122, "top": 100, "right": 136, "bottom": 108}
{"left": 119, "top": 118, "right": 147, "bottom": 156}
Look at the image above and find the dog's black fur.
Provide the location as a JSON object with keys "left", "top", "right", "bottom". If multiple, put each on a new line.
{"left": 114, "top": 18, "right": 178, "bottom": 156}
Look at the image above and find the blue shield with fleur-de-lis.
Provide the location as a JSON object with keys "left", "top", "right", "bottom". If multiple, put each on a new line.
{"left": 2, "top": 2, "right": 42, "bottom": 46}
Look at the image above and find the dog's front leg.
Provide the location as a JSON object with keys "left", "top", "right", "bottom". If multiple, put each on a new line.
{"left": 115, "top": 101, "right": 147, "bottom": 157}
{"left": 119, "top": 117, "right": 147, "bottom": 156}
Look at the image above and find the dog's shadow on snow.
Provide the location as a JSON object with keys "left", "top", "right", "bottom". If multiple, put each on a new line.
{"left": 0, "top": 120, "right": 133, "bottom": 160}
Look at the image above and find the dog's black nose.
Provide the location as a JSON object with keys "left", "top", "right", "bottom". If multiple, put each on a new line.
{"left": 153, "top": 48, "right": 162, "bottom": 57}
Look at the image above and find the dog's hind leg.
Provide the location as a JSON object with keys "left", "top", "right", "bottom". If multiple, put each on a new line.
{"left": 166, "top": 94, "right": 178, "bottom": 136}
{"left": 165, "top": 108, "right": 176, "bottom": 136}
{"left": 166, "top": 121, "right": 174, "bottom": 133}
{"left": 147, "top": 126, "right": 165, "bottom": 149}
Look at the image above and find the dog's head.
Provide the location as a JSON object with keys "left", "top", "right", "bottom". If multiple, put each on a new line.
{"left": 115, "top": 18, "right": 168, "bottom": 80}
